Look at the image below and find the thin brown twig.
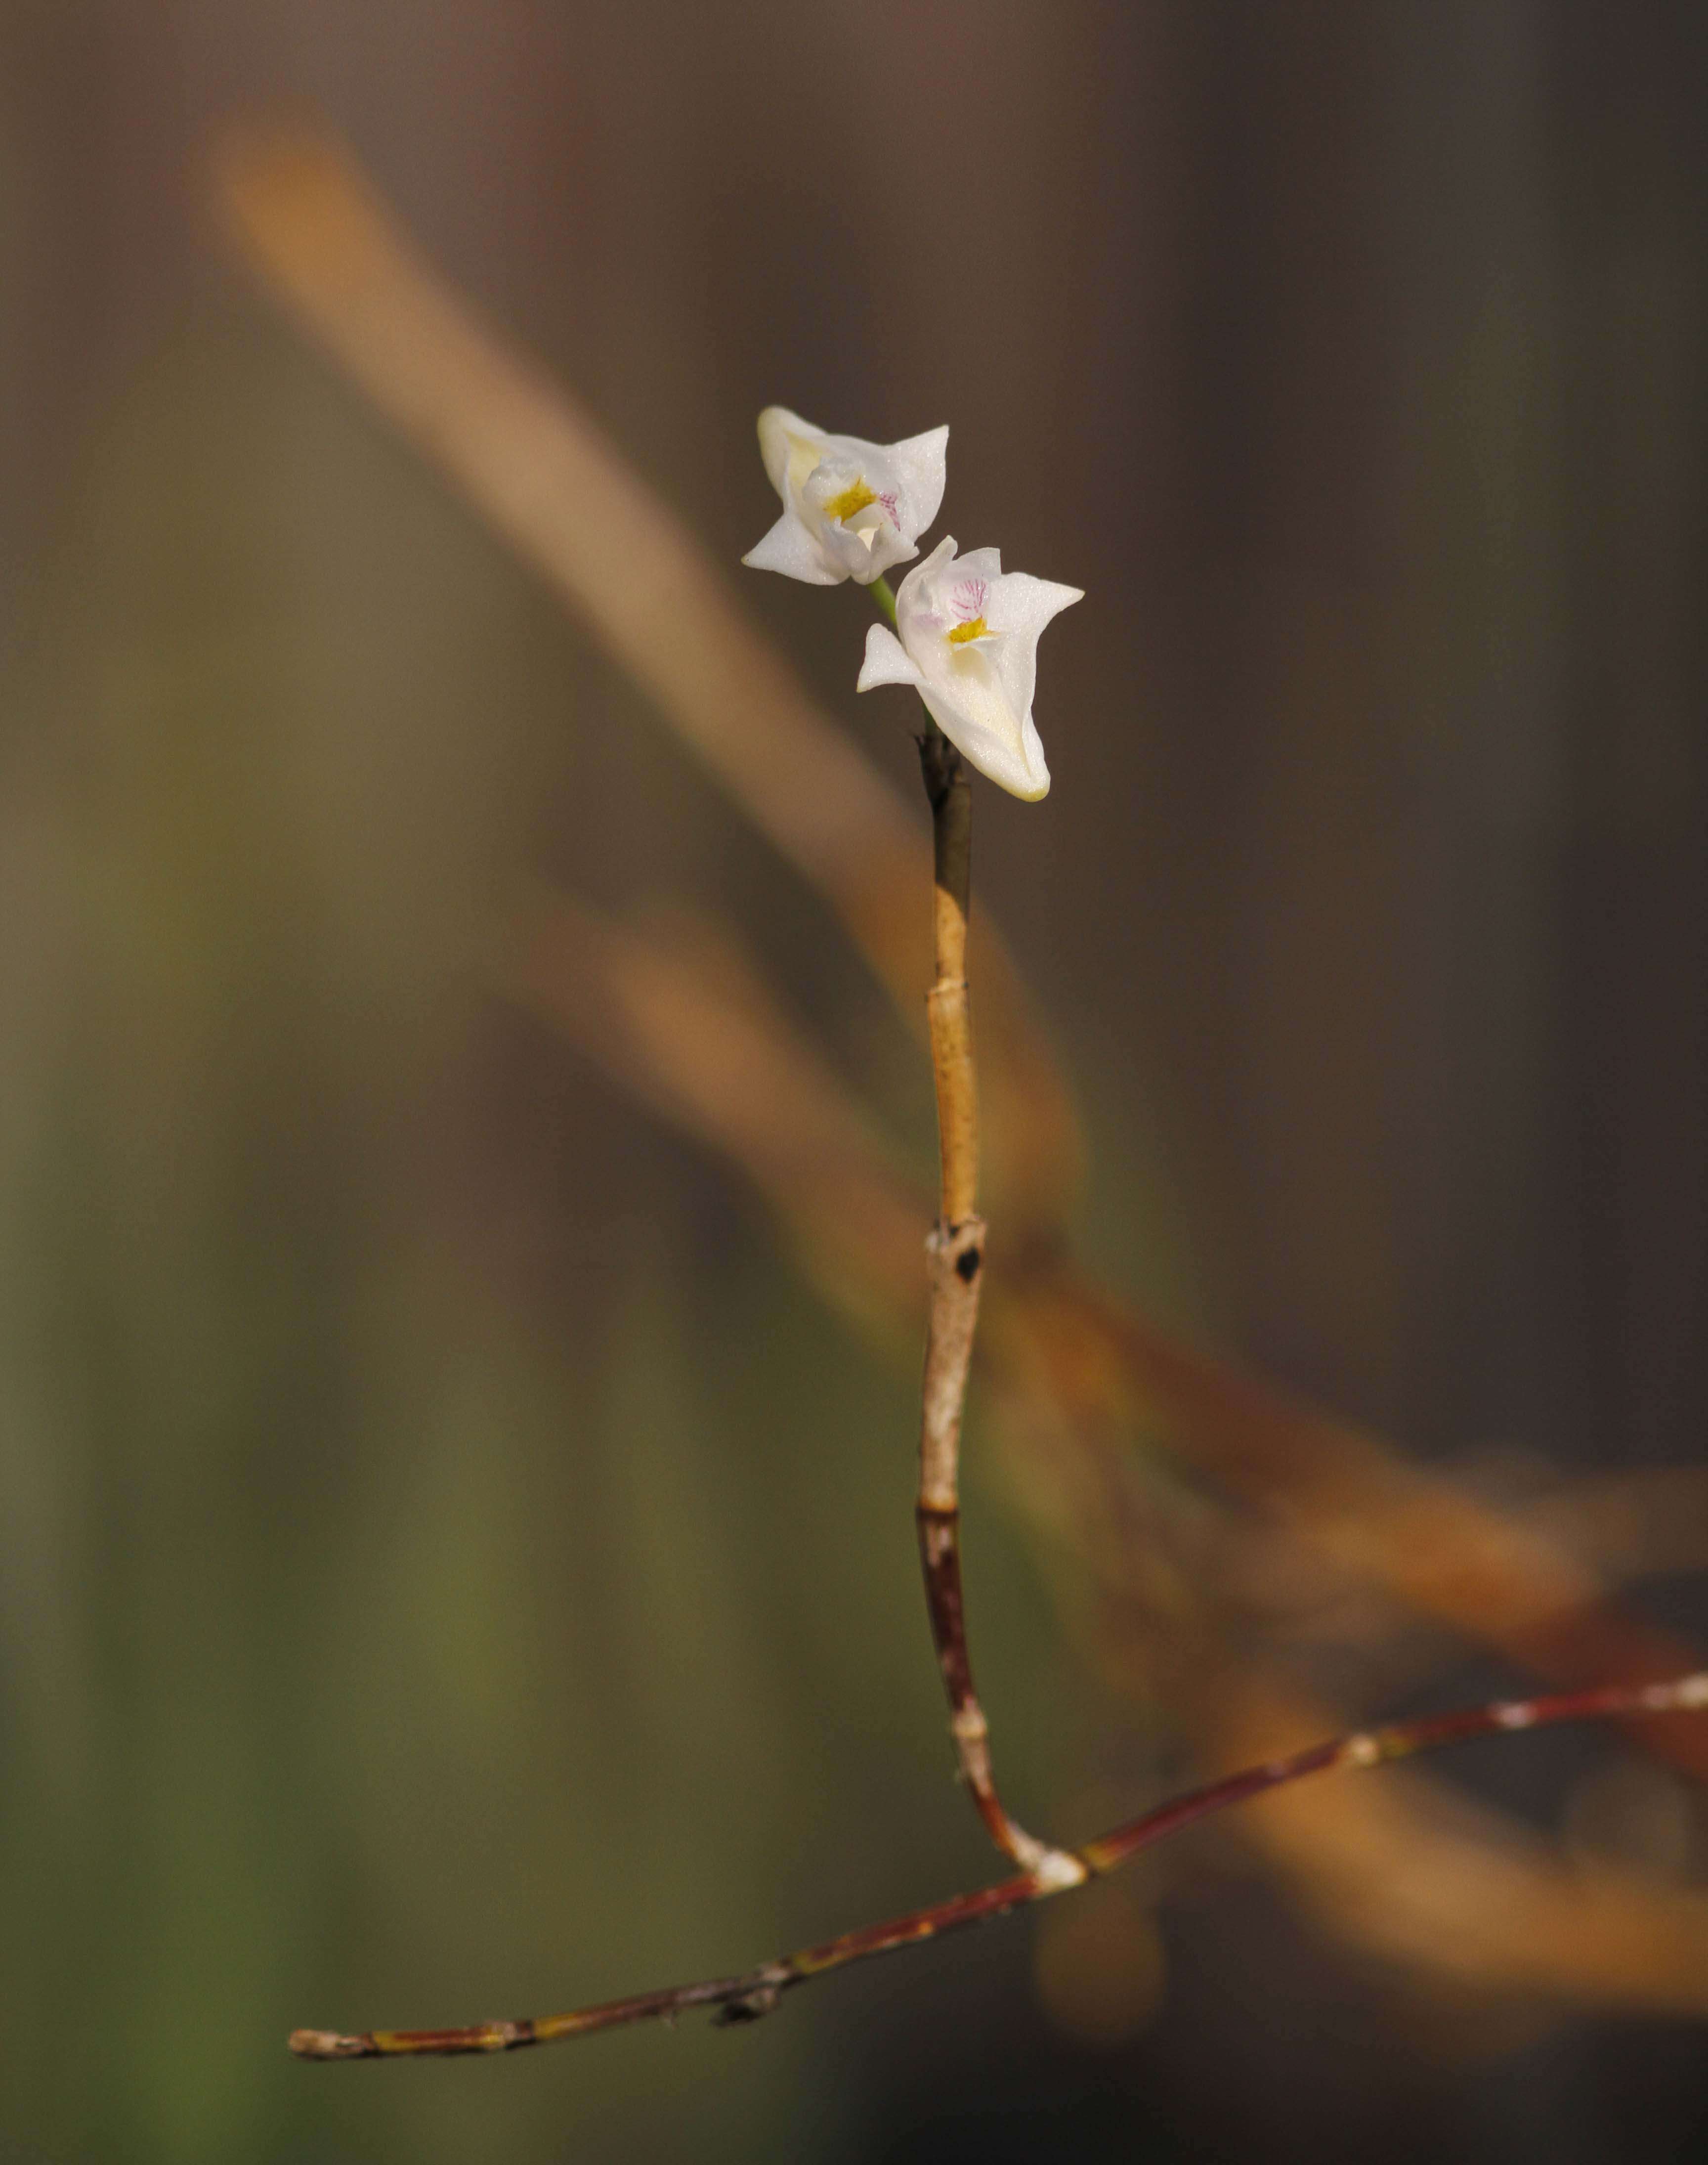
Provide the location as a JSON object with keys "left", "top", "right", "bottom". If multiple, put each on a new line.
{"left": 912, "top": 727, "right": 1076, "bottom": 1879}
{"left": 289, "top": 1670, "right": 1708, "bottom": 2059}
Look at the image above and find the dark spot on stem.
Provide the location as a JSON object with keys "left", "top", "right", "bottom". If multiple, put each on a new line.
{"left": 955, "top": 1247, "right": 982, "bottom": 1283}
{"left": 715, "top": 1987, "right": 780, "bottom": 2026}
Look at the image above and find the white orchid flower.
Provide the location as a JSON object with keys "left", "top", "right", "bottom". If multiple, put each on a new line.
{"left": 856, "top": 536, "right": 1082, "bottom": 801}
{"left": 741, "top": 406, "right": 948, "bottom": 587}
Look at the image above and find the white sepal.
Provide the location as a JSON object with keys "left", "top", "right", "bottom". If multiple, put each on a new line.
{"left": 856, "top": 623, "right": 924, "bottom": 693}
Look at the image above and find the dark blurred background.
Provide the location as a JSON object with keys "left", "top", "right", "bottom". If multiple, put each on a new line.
{"left": 2, "top": 3, "right": 1707, "bottom": 2160}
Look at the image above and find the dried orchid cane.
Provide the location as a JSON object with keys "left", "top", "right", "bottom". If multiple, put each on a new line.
{"left": 906, "top": 713, "right": 1076, "bottom": 1876}
{"left": 862, "top": 553, "right": 1079, "bottom": 1867}
{"left": 866, "top": 554, "right": 1078, "bottom": 1862}
{"left": 290, "top": 1670, "right": 1708, "bottom": 2058}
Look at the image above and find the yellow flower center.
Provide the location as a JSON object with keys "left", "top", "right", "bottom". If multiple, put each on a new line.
{"left": 947, "top": 616, "right": 989, "bottom": 645}
{"left": 822, "top": 477, "right": 879, "bottom": 525}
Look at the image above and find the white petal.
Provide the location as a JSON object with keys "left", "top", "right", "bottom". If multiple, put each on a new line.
{"left": 918, "top": 654, "right": 1052, "bottom": 802}
{"left": 950, "top": 545, "right": 1003, "bottom": 587}
{"left": 856, "top": 623, "right": 924, "bottom": 693}
{"left": 886, "top": 424, "right": 949, "bottom": 535}
{"left": 741, "top": 511, "right": 841, "bottom": 584}
{"left": 987, "top": 573, "right": 1083, "bottom": 732}
{"left": 893, "top": 533, "right": 960, "bottom": 632}
{"left": 918, "top": 688, "right": 1050, "bottom": 800}
{"left": 990, "top": 572, "right": 1083, "bottom": 638}
{"left": 756, "top": 405, "right": 825, "bottom": 498}
{"left": 1012, "top": 716, "right": 1051, "bottom": 800}
{"left": 848, "top": 525, "right": 920, "bottom": 584}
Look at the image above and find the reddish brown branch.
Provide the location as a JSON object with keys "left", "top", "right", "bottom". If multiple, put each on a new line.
{"left": 291, "top": 1670, "right": 1708, "bottom": 2060}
